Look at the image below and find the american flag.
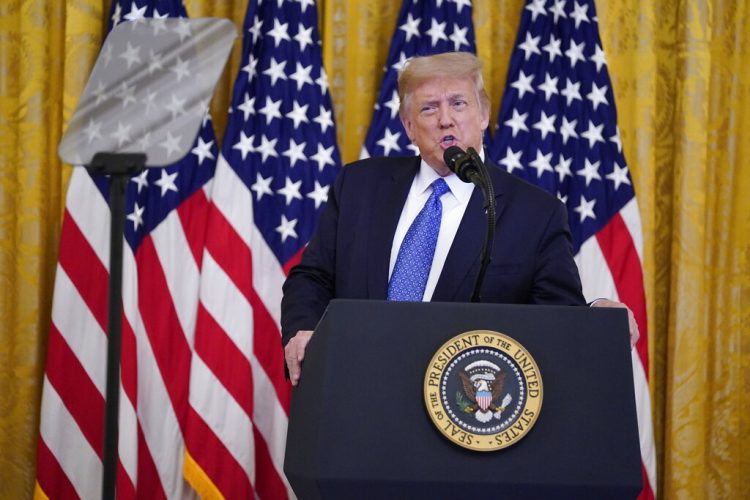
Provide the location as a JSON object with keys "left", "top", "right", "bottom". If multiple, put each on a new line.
{"left": 361, "top": 0, "right": 476, "bottom": 159}
{"left": 487, "top": 1, "right": 656, "bottom": 497}
{"left": 36, "top": 1, "right": 220, "bottom": 498}
{"left": 182, "top": 0, "right": 340, "bottom": 498}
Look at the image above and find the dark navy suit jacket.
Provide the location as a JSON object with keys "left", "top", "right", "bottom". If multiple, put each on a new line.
{"left": 281, "top": 155, "right": 585, "bottom": 343}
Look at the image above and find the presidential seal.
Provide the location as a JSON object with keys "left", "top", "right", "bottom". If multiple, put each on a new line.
{"left": 423, "top": 330, "right": 543, "bottom": 451}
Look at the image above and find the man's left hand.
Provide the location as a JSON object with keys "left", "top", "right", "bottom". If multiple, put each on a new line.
{"left": 591, "top": 298, "right": 640, "bottom": 348}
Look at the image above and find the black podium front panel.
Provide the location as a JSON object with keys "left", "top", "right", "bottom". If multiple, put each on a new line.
{"left": 285, "top": 300, "right": 642, "bottom": 499}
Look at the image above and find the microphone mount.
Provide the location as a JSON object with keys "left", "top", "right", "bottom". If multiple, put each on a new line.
{"left": 442, "top": 145, "right": 496, "bottom": 303}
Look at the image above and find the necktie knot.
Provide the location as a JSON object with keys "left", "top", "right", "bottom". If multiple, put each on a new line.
{"left": 430, "top": 178, "right": 449, "bottom": 199}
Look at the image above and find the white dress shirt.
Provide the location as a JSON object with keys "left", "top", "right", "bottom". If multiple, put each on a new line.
{"left": 388, "top": 159, "right": 477, "bottom": 301}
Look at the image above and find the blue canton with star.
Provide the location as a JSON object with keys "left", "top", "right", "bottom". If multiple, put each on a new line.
{"left": 488, "top": 0, "right": 636, "bottom": 253}
{"left": 222, "top": 0, "right": 341, "bottom": 266}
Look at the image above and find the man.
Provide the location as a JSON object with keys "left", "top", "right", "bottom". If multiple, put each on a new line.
{"left": 282, "top": 51, "right": 636, "bottom": 385}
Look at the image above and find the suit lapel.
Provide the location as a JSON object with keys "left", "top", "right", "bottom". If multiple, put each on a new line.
{"left": 432, "top": 164, "right": 507, "bottom": 301}
{"left": 366, "top": 157, "right": 420, "bottom": 299}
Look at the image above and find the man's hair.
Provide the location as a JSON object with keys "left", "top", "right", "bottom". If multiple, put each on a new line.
{"left": 397, "top": 51, "right": 491, "bottom": 117}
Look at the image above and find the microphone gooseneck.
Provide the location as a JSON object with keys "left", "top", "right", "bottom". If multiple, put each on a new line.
{"left": 442, "top": 145, "right": 496, "bottom": 303}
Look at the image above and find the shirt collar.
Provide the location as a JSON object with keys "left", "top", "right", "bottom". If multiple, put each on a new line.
{"left": 416, "top": 150, "right": 481, "bottom": 204}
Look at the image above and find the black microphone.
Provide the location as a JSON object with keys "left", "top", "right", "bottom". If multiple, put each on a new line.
{"left": 443, "top": 146, "right": 483, "bottom": 186}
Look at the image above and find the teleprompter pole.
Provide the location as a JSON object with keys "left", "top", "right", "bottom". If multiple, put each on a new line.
{"left": 88, "top": 152, "right": 146, "bottom": 500}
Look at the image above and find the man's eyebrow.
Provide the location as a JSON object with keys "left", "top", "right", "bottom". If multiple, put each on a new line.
{"left": 417, "top": 92, "right": 468, "bottom": 105}
{"left": 417, "top": 98, "right": 440, "bottom": 107}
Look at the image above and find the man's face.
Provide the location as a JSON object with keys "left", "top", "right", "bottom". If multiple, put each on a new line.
{"left": 400, "top": 76, "right": 489, "bottom": 176}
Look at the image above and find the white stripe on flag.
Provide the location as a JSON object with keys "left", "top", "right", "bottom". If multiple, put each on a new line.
{"left": 251, "top": 354, "right": 292, "bottom": 494}
{"left": 632, "top": 350, "right": 657, "bottom": 489}
{"left": 200, "top": 251, "right": 254, "bottom": 357}
{"left": 575, "top": 237, "right": 620, "bottom": 303}
{"left": 65, "top": 169, "right": 111, "bottom": 266}
{"left": 214, "top": 155, "right": 286, "bottom": 324}
{"left": 133, "top": 308, "right": 193, "bottom": 499}
{"left": 188, "top": 354, "right": 256, "bottom": 484}
{"left": 118, "top": 382, "right": 138, "bottom": 488}
{"left": 39, "top": 377, "right": 102, "bottom": 499}
{"left": 620, "top": 198, "right": 645, "bottom": 261}
{"left": 121, "top": 244, "right": 189, "bottom": 499}
{"left": 51, "top": 266, "right": 107, "bottom": 394}
{"left": 151, "top": 209, "right": 202, "bottom": 345}
{"left": 212, "top": 156, "right": 256, "bottom": 250}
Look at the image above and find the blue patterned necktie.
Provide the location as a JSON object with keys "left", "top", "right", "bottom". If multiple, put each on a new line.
{"left": 388, "top": 178, "right": 450, "bottom": 301}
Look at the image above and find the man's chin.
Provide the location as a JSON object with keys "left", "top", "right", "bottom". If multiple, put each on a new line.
{"left": 423, "top": 157, "right": 452, "bottom": 176}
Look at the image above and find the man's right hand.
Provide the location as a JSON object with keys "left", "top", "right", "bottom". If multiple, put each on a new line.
{"left": 284, "top": 330, "right": 314, "bottom": 386}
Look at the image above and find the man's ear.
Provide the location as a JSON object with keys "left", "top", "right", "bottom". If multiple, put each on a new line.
{"left": 480, "top": 107, "right": 490, "bottom": 132}
{"left": 400, "top": 114, "right": 413, "bottom": 140}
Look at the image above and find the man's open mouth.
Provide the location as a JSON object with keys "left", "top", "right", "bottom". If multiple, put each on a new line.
{"left": 440, "top": 135, "right": 457, "bottom": 147}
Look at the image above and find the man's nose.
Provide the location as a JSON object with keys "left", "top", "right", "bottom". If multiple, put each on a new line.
{"left": 438, "top": 104, "right": 454, "bottom": 128}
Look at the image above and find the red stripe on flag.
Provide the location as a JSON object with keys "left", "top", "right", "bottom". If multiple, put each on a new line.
{"left": 45, "top": 325, "right": 104, "bottom": 457}
{"left": 136, "top": 423, "right": 167, "bottom": 500}
{"left": 247, "top": 294, "right": 291, "bottom": 413}
{"left": 36, "top": 437, "right": 80, "bottom": 500}
{"left": 116, "top": 460, "right": 136, "bottom": 500}
{"left": 57, "top": 210, "right": 108, "bottom": 331}
{"left": 282, "top": 245, "right": 305, "bottom": 276}
{"left": 203, "top": 207, "right": 253, "bottom": 303}
{"left": 177, "top": 189, "right": 211, "bottom": 268}
{"left": 595, "top": 213, "right": 649, "bottom": 372}
{"left": 640, "top": 462, "right": 655, "bottom": 500}
{"left": 252, "top": 426, "right": 288, "bottom": 500}
{"left": 185, "top": 407, "right": 254, "bottom": 498}
{"left": 120, "top": 314, "right": 137, "bottom": 418}
{"left": 135, "top": 236, "right": 192, "bottom": 432}
{"left": 203, "top": 206, "right": 291, "bottom": 409}
{"left": 194, "top": 303, "right": 254, "bottom": 416}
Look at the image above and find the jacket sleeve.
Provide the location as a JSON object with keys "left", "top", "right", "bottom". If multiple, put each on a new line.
{"left": 280, "top": 165, "right": 346, "bottom": 345}
{"left": 529, "top": 199, "right": 586, "bottom": 306}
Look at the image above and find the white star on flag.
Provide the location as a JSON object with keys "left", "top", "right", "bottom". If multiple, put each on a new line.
{"left": 191, "top": 137, "right": 215, "bottom": 165}
{"left": 499, "top": 147, "right": 524, "bottom": 174}
{"left": 306, "top": 180, "right": 329, "bottom": 209}
{"left": 511, "top": 71, "right": 536, "bottom": 99}
{"left": 376, "top": 128, "right": 402, "bottom": 156}
{"left": 251, "top": 172, "right": 274, "bottom": 200}
{"left": 277, "top": 177, "right": 303, "bottom": 205}
{"left": 154, "top": 169, "right": 179, "bottom": 196}
{"left": 286, "top": 100, "right": 310, "bottom": 128}
{"left": 573, "top": 194, "right": 596, "bottom": 222}
{"left": 126, "top": 202, "right": 145, "bottom": 230}
{"left": 275, "top": 214, "right": 298, "bottom": 242}
{"left": 283, "top": 139, "right": 308, "bottom": 167}
{"left": 504, "top": 109, "right": 529, "bottom": 137}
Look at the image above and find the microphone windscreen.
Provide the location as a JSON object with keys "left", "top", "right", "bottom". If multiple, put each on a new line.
{"left": 443, "top": 145, "right": 466, "bottom": 173}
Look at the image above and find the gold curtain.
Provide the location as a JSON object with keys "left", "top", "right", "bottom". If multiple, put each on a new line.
{"left": 1, "top": 0, "right": 748, "bottom": 498}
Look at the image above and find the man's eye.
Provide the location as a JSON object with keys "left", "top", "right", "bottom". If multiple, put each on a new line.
{"left": 453, "top": 100, "right": 467, "bottom": 108}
